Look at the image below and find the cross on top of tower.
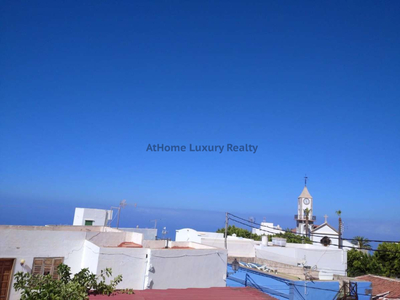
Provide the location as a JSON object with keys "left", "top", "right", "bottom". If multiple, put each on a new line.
{"left": 304, "top": 175, "right": 308, "bottom": 186}
{"left": 324, "top": 214, "right": 328, "bottom": 223}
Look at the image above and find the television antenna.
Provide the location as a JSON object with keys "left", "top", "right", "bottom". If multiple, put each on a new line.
{"left": 111, "top": 199, "right": 127, "bottom": 229}
{"left": 151, "top": 219, "right": 161, "bottom": 229}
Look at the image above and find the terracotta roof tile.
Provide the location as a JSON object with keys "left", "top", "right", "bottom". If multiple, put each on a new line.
{"left": 117, "top": 242, "right": 143, "bottom": 248}
{"left": 356, "top": 275, "right": 400, "bottom": 298}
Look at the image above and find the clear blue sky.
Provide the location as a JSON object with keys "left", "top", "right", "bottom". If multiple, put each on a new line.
{"left": 1, "top": 1, "right": 399, "bottom": 240}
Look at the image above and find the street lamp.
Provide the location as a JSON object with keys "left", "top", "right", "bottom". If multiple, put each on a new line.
{"left": 232, "top": 258, "right": 239, "bottom": 273}
{"left": 162, "top": 227, "right": 169, "bottom": 248}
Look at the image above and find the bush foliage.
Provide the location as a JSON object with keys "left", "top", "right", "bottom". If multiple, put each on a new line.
{"left": 14, "top": 264, "right": 123, "bottom": 300}
{"left": 216, "top": 225, "right": 312, "bottom": 244}
{"left": 347, "top": 243, "right": 400, "bottom": 278}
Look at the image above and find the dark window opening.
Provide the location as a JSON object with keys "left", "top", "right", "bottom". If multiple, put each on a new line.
{"left": 320, "top": 236, "right": 331, "bottom": 246}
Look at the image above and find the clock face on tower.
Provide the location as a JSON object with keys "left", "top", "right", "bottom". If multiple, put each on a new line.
{"left": 303, "top": 198, "right": 310, "bottom": 205}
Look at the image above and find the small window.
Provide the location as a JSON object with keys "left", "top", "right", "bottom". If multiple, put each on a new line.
{"left": 85, "top": 220, "right": 94, "bottom": 226}
{"left": 32, "top": 257, "right": 64, "bottom": 279}
{"left": 320, "top": 236, "right": 331, "bottom": 247}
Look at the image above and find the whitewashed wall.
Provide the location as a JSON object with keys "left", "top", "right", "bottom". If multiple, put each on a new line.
{"left": 175, "top": 229, "right": 224, "bottom": 243}
{"left": 81, "top": 240, "right": 100, "bottom": 273}
{"left": 119, "top": 228, "right": 157, "bottom": 240}
{"left": 201, "top": 237, "right": 255, "bottom": 257}
{"left": 0, "top": 228, "right": 87, "bottom": 300}
{"left": 175, "top": 228, "right": 202, "bottom": 243}
{"left": 255, "top": 243, "right": 347, "bottom": 276}
{"left": 86, "top": 231, "right": 143, "bottom": 247}
{"left": 146, "top": 248, "right": 227, "bottom": 289}
{"left": 96, "top": 247, "right": 149, "bottom": 290}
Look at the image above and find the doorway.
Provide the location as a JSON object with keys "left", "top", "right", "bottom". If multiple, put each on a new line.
{"left": 0, "top": 259, "right": 15, "bottom": 300}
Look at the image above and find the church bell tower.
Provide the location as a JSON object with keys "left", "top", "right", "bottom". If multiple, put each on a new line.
{"left": 295, "top": 176, "right": 315, "bottom": 235}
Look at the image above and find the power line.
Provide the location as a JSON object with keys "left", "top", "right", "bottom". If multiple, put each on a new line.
{"left": 228, "top": 212, "right": 400, "bottom": 244}
{"left": 227, "top": 216, "right": 400, "bottom": 254}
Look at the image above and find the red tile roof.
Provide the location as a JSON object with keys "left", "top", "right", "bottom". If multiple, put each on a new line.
{"left": 117, "top": 242, "right": 143, "bottom": 248}
{"left": 356, "top": 275, "right": 400, "bottom": 298}
{"left": 89, "top": 287, "right": 277, "bottom": 300}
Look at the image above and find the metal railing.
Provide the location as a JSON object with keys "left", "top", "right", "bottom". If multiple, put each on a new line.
{"left": 294, "top": 215, "right": 316, "bottom": 221}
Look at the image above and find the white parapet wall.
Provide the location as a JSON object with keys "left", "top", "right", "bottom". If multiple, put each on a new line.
{"left": 175, "top": 228, "right": 255, "bottom": 258}
{"left": 255, "top": 243, "right": 347, "bottom": 276}
{"left": 81, "top": 240, "right": 100, "bottom": 273}
{"left": 86, "top": 231, "right": 143, "bottom": 247}
{"left": 201, "top": 237, "right": 255, "bottom": 258}
{"left": 146, "top": 246, "right": 227, "bottom": 289}
{"left": 119, "top": 228, "right": 158, "bottom": 240}
{"left": 96, "top": 247, "right": 149, "bottom": 290}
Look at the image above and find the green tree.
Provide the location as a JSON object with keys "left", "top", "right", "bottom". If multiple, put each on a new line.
{"left": 304, "top": 208, "right": 311, "bottom": 237}
{"left": 351, "top": 236, "right": 372, "bottom": 250}
{"left": 373, "top": 243, "right": 400, "bottom": 278}
{"left": 14, "top": 264, "right": 123, "bottom": 300}
{"left": 347, "top": 249, "right": 373, "bottom": 277}
{"left": 347, "top": 242, "right": 400, "bottom": 278}
{"left": 216, "top": 225, "right": 262, "bottom": 241}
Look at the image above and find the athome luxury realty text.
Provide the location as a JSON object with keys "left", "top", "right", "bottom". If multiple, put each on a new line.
{"left": 146, "top": 144, "right": 258, "bottom": 153}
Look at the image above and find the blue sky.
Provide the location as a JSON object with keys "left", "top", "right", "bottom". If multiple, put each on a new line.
{"left": 1, "top": 1, "right": 399, "bottom": 240}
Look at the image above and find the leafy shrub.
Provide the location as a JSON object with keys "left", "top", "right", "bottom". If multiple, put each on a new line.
{"left": 14, "top": 264, "right": 123, "bottom": 300}
{"left": 347, "top": 243, "right": 400, "bottom": 278}
{"left": 216, "top": 225, "right": 312, "bottom": 244}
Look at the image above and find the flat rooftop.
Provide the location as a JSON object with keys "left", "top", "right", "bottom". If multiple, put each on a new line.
{"left": 89, "top": 287, "right": 277, "bottom": 300}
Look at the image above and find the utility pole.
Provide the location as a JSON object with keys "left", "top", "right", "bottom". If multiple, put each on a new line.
{"left": 151, "top": 219, "right": 159, "bottom": 229}
{"left": 336, "top": 210, "right": 343, "bottom": 249}
{"left": 224, "top": 212, "right": 228, "bottom": 249}
{"left": 338, "top": 217, "right": 342, "bottom": 249}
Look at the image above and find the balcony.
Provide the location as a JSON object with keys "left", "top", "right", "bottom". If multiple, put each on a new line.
{"left": 294, "top": 215, "right": 316, "bottom": 221}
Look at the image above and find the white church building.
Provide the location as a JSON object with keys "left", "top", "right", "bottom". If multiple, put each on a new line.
{"left": 252, "top": 182, "right": 357, "bottom": 250}
{"left": 297, "top": 184, "right": 355, "bottom": 250}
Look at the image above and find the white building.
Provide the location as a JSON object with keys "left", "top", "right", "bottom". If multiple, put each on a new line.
{"left": 311, "top": 216, "right": 356, "bottom": 251}
{"left": 252, "top": 222, "right": 285, "bottom": 236}
{"left": 73, "top": 207, "right": 158, "bottom": 240}
{"left": 294, "top": 183, "right": 356, "bottom": 251}
{"left": 0, "top": 225, "right": 227, "bottom": 300}
{"left": 73, "top": 207, "right": 113, "bottom": 226}
{"left": 176, "top": 228, "right": 255, "bottom": 257}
